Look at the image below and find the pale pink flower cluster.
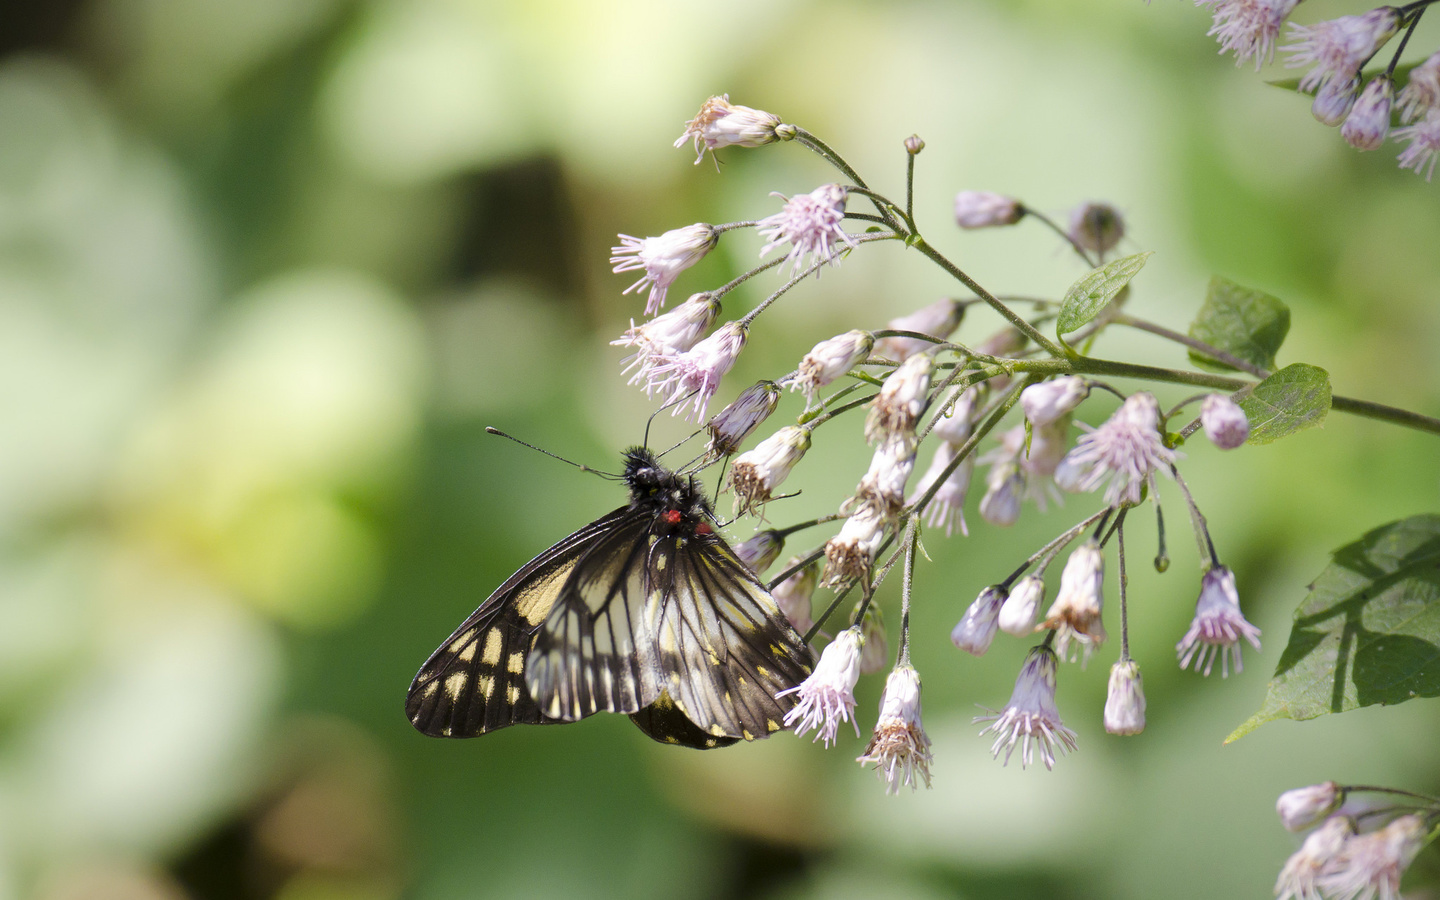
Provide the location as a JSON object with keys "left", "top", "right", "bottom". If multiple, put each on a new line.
{"left": 1197, "top": 0, "right": 1301, "bottom": 69}
{"left": 610, "top": 224, "right": 718, "bottom": 315}
{"left": 638, "top": 321, "right": 748, "bottom": 421}
{"left": 780, "top": 626, "right": 864, "bottom": 746}
{"left": 1056, "top": 391, "right": 1175, "bottom": 508}
{"left": 758, "top": 184, "right": 856, "bottom": 276}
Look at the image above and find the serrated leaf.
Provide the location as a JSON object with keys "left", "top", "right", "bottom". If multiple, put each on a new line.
{"left": 1056, "top": 252, "right": 1153, "bottom": 337}
{"left": 1238, "top": 363, "right": 1330, "bottom": 444}
{"left": 1188, "top": 277, "right": 1290, "bottom": 373}
{"left": 1227, "top": 515, "right": 1440, "bottom": 743}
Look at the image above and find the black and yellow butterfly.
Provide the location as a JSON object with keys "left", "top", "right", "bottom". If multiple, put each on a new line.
{"left": 405, "top": 447, "right": 815, "bottom": 749}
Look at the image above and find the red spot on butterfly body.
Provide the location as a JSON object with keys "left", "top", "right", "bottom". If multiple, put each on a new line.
{"left": 663, "top": 510, "right": 683, "bottom": 525}
{"left": 695, "top": 522, "right": 713, "bottom": 535}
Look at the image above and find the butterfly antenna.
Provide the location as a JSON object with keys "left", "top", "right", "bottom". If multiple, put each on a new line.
{"left": 484, "top": 427, "right": 620, "bottom": 479}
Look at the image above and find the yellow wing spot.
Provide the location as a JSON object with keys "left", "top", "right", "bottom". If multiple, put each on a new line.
{"left": 444, "top": 672, "right": 467, "bottom": 701}
{"left": 704, "top": 738, "right": 717, "bottom": 748}
{"left": 742, "top": 729, "right": 754, "bottom": 741}
{"left": 548, "top": 694, "right": 562, "bottom": 717}
{"left": 422, "top": 681, "right": 439, "bottom": 700}
{"left": 766, "top": 719, "right": 780, "bottom": 732}
{"left": 441, "top": 726, "right": 452, "bottom": 737}
{"left": 507, "top": 651, "right": 525, "bottom": 674}
{"left": 756, "top": 665, "right": 771, "bottom": 678}
{"left": 448, "top": 629, "right": 475, "bottom": 654}
{"left": 724, "top": 691, "right": 732, "bottom": 704}
{"left": 708, "top": 723, "right": 727, "bottom": 736}
{"left": 477, "top": 674, "right": 495, "bottom": 698}
{"left": 737, "top": 675, "right": 748, "bottom": 686}
{"left": 507, "top": 683, "right": 521, "bottom": 705}
{"left": 457, "top": 641, "right": 477, "bottom": 663}
{"left": 482, "top": 630, "right": 504, "bottom": 665}
{"left": 664, "top": 735, "right": 679, "bottom": 744}
{"left": 655, "top": 555, "right": 667, "bottom": 571}
{"left": 707, "top": 650, "right": 721, "bottom": 666}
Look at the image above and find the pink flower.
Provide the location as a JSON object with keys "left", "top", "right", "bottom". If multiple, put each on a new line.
{"left": 1042, "top": 539, "right": 1107, "bottom": 664}
{"left": 1395, "top": 110, "right": 1440, "bottom": 181}
{"left": 640, "top": 321, "right": 747, "bottom": 421}
{"left": 1201, "top": 393, "right": 1250, "bottom": 449}
{"left": 1342, "top": 77, "right": 1395, "bottom": 151}
{"left": 857, "top": 665, "right": 933, "bottom": 793}
{"left": 1283, "top": 8, "right": 1401, "bottom": 92}
{"left": 954, "top": 190, "right": 1024, "bottom": 228}
{"left": 1275, "top": 816, "right": 1354, "bottom": 900}
{"left": 734, "top": 530, "right": 783, "bottom": 575}
{"left": 1057, "top": 391, "right": 1175, "bottom": 508}
{"left": 864, "top": 353, "right": 933, "bottom": 445}
{"left": 758, "top": 184, "right": 856, "bottom": 276}
{"left": 1398, "top": 51, "right": 1440, "bottom": 123}
{"left": 1176, "top": 566, "right": 1262, "bottom": 677}
{"left": 674, "top": 94, "right": 785, "bottom": 165}
{"left": 779, "top": 626, "right": 864, "bottom": 746}
{"left": 951, "top": 586, "right": 1006, "bottom": 656}
{"left": 822, "top": 503, "right": 887, "bottom": 587}
{"left": 610, "top": 224, "right": 718, "bottom": 315}
{"left": 706, "top": 380, "right": 781, "bottom": 458}
{"left": 1103, "top": 659, "right": 1146, "bottom": 735}
{"left": 789, "top": 330, "right": 873, "bottom": 409}
{"left": 1198, "top": 0, "right": 1302, "bottom": 70}
{"left": 998, "top": 574, "right": 1045, "bottom": 637}
{"left": 1316, "top": 814, "right": 1427, "bottom": 900}
{"left": 729, "top": 425, "right": 811, "bottom": 517}
{"left": 612, "top": 292, "right": 720, "bottom": 381}
{"left": 975, "top": 646, "right": 1077, "bottom": 770}
{"left": 1277, "top": 782, "right": 1343, "bottom": 833}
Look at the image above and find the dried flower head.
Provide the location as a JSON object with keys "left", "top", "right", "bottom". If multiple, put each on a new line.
{"left": 779, "top": 626, "right": 864, "bottom": 746}
{"left": 1103, "top": 659, "right": 1146, "bottom": 735}
{"left": 729, "top": 425, "right": 812, "bottom": 517}
{"left": 610, "top": 224, "right": 718, "bottom": 315}
{"left": 975, "top": 645, "right": 1077, "bottom": 770}
{"left": 790, "top": 330, "right": 874, "bottom": 409}
{"left": 706, "top": 381, "right": 781, "bottom": 458}
{"left": 954, "top": 190, "right": 1025, "bottom": 228}
{"left": 758, "top": 184, "right": 856, "bottom": 276}
{"left": 854, "top": 434, "right": 918, "bottom": 519}
{"left": 822, "top": 503, "right": 887, "bottom": 587}
{"left": 1068, "top": 202, "right": 1126, "bottom": 255}
{"left": 1043, "top": 539, "right": 1107, "bottom": 663}
{"left": 735, "top": 530, "right": 784, "bottom": 575}
{"left": 864, "top": 352, "right": 934, "bottom": 445}
{"left": 858, "top": 664, "right": 933, "bottom": 793}
{"left": 1342, "top": 77, "right": 1395, "bottom": 151}
{"left": 1201, "top": 393, "right": 1251, "bottom": 449}
{"left": 873, "top": 298, "right": 965, "bottom": 361}
{"left": 612, "top": 292, "right": 720, "bottom": 380}
{"left": 1316, "top": 814, "right": 1428, "bottom": 900}
{"left": 998, "top": 574, "right": 1045, "bottom": 637}
{"left": 1058, "top": 391, "right": 1175, "bottom": 507}
{"left": 674, "top": 94, "right": 785, "bottom": 165}
{"left": 1176, "top": 565, "right": 1262, "bottom": 677}
{"left": 952, "top": 586, "right": 1007, "bottom": 656}
{"left": 1277, "top": 782, "right": 1343, "bottom": 833}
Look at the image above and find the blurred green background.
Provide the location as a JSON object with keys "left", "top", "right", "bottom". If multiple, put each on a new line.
{"left": 2, "top": 1, "right": 1439, "bottom": 898}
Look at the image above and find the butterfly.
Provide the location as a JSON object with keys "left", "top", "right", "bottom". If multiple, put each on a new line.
{"left": 405, "top": 446, "right": 815, "bottom": 749}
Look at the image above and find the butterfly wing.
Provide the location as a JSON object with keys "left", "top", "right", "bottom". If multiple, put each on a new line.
{"left": 405, "top": 507, "right": 658, "bottom": 737}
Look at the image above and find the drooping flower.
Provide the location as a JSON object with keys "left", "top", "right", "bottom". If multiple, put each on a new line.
{"left": 975, "top": 646, "right": 1078, "bottom": 770}
{"left": 758, "top": 184, "right": 856, "bottom": 277}
{"left": 1316, "top": 814, "right": 1428, "bottom": 900}
{"left": 998, "top": 574, "right": 1045, "bottom": 637}
{"left": 612, "top": 292, "right": 720, "bottom": 380}
{"left": 1022, "top": 376, "right": 1089, "bottom": 427}
{"left": 1067, "top": 202, "right": 1125, "bottom": 255}
{"left": 1042, "top": 539, "right": 1107, "bottom": 663}
{"left": 1283, "top": 8, "right": 1401, "bottom": 93}
{"left": 1198, "top": 0, "right": 1303, "bottom": 70}
{"left": 1313, "top": 75, "right": 1360, "bottom": 126}
{"left": 951, "top": 585, "right": 1007, "bottom": 656}
{"left": 978, "top": 460, "right": 1023, "bottom": 527}
{"left": 640, "top": 321, "right": 747, "bottom": 421}
{"left": 735, "top": 530, "right": 784, "bottom": 575}
{"left": 1176, "top": 565, "right": 1262, "bottom": 677}
{"left": 771, "top": 557, "right": 818, "bottom": 634}
{"left": 872, "top": 298, "right": 966, "bottom": 361}
{"left": 1342, "top": 77, "right": 1395, "bottom": 151}
{"left": 729, "top": 425, "right": 811, "bottom": 516}
{"left": 1201, "top": 393, "right": 1251, "bottom": 449}
{"left": 954, "top": 190, "right": 1025, "bottom": 228}
{"left": 821, "top": 503, "right": 887, "bottom": 587}
{"left": 1398, "top": 51, "right": 1440, "bottom": 123}
{"left": 610, "top": 224, "right": 718, "bottom": 315}
{"left": 1057, "top": 391, "right": 1176, "bottom": 507}
{"left": 1395, "top": 109, "right": 1440, "bottom": 181}
{"left": 864, "top": 353, "right": 933, "bottom": 445}
{"left": 1103, "top": 659, "right": 1146, "bottom": 735}
{"left": 929, "top": 385, "right": 979, "bottom": 444}
{"left": 1277, "top": 782, "right": 1343, "bottom": 833}
{"left": 779, "top": 626, "right": 864, "bottom": 746}
{"left": 789, "top": 330, "right": 874, "bottom": 409}
{"left": 857, "top": 664, "right": 933, "bottom": 793}
{"left": 1275, "top": 816, "right": 1355, "bottom": 900}
{"left": 674, "top": 95, "right": 785, "bottom": 165}
{"left": 911, "top": 440, "right": 973, "bottom": 537}
{"left": 853, "top": 434, "right": 918, "bottom": 519}
{"left": 706, "top": 381, "right": 781, "bottom": 458}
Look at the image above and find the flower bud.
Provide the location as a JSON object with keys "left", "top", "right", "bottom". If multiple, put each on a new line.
{"left": 1021, "top": 376, "right": 1089, "bottom": 427}
{"left": 1312, "top": 76, "right": 1359, "bottom": 126}
{"left": 1200, "top": 393, "right": 1250, "bottom": 449}
{"left": 822, "top": 503, "right": 886, "bottom": 587}
{"left": 790, "top": 330, "right": 873, "bottom": 408}
{"left": 1276, "top": 782, "right": 1343, "bottom": 832}
{"left": 674, "top": 95, "right": 785, "bottom": 165}
{"left": 730, "top": 425, "right": 811, "bottom": 516}
{"left": 735, "top": 530, "right": 784, "bottom": 575}
{"left": 1341, "top": 77, "right": 1394, "bottom": 151}
{"left": 951, "top": 586, "right": 1007, "bottom": 656}
{"left": 905, "top": 134, "right": 925, "bottom": 155}
{"left": 1043, "top": 540, "right": 1106, "bottom": 662}
{"left": 771, "top": 557, "right": 818, "bottom": 633}
{"left": 998, "top": 574, "right": 1045, "bottom": 637}
{"left": 873, "top": 298, "right": 965, "bottom": 361}
{"left": 864, "top": 353, "right": 933, "bottom": 445}
{"left": 706, "top": 381, "right": 781, "bottom": 457}
{"left": 1103, "top": 659, "right": 1146, "bottom": 735}
{"left": 1068, "top": 203, "right": 1125, "bottom": 254}
{"left": 954, "top": 190, "right": 1024, "bottom": 229}
{"left": 1398, "top": 51, "right": 1440, "bottom": 123}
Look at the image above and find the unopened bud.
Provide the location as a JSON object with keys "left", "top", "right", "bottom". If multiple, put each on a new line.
{"left": 905, "top": 134, "right": 925, "bottom": 155}
{"left": 730, "top": 425, "right": 811, "bottom": 516}
{"left": 706, "top": 381, "right": 781, "bottom": 457}
{"left": 954, "top": 191, "right": 1024, "bottom": 229}
{"left": 998, "top": 574, "right": 1045, "bottom": 637}
{"left": 735, "top": 530, "right": 784, "bottom": 574}
{"left": 790, "top": 330, "right": 873, "bottom": 408}
{"left": 1068, "top": 202, "right": 1125, "bottom": 254}
{"left": 952, "top": 586, "right": 1007, "bottom": 656}
{"left": 1341, "top": 77, "right": 1394, "bottom": 150}
{"left": 1103, "top": 659, "right": 1146, "bottom": 735}
{"left": 873, "top": 298, "right": 965, "bottom": 361}
{"left": 1021, "top": 376, "right": 1089, "bottom": 427}
{"left": 1276, "top": 782, "right": 1343, "bottom": 832}
{"left": 1313, "top": 76, "right": 1359, "bottom": 126}
{"left": 1200, "top": 394, "right": 1250, "bottom": 449}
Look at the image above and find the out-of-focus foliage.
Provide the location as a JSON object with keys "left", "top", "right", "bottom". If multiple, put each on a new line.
{"left": 0, "top": 1, "right": 1437, "bottom": 899}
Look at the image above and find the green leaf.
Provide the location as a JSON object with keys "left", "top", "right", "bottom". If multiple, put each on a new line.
{"left": 1227, "top": 515, "right": 1440, "bottom": 743}
{"left": 1238, "top": 363, "right": 1330, "bottom": 444}
{"left": 1055, "top": 252, "right": 1153, "bottom": 338}
{"left": 1188, "top": 276, "right": 1290, "bottom": 373}
{"left": 1268, "top": 61, "right": 1421, "bottom": 94}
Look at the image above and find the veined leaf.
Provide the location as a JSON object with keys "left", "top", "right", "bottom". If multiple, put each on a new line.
{"left": 1238, "top": 363, "right": 1329, "bottom": 444}
{"left": 1056, "top": 252, "right": 1153, "bottom": 338}
{"left": 1188, "top": 276, "right": 1290, "bottom": 373}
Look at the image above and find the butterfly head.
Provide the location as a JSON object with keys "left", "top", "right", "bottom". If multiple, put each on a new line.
{"left": 621, "top": 446, "right": 712, "bottom": 530}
